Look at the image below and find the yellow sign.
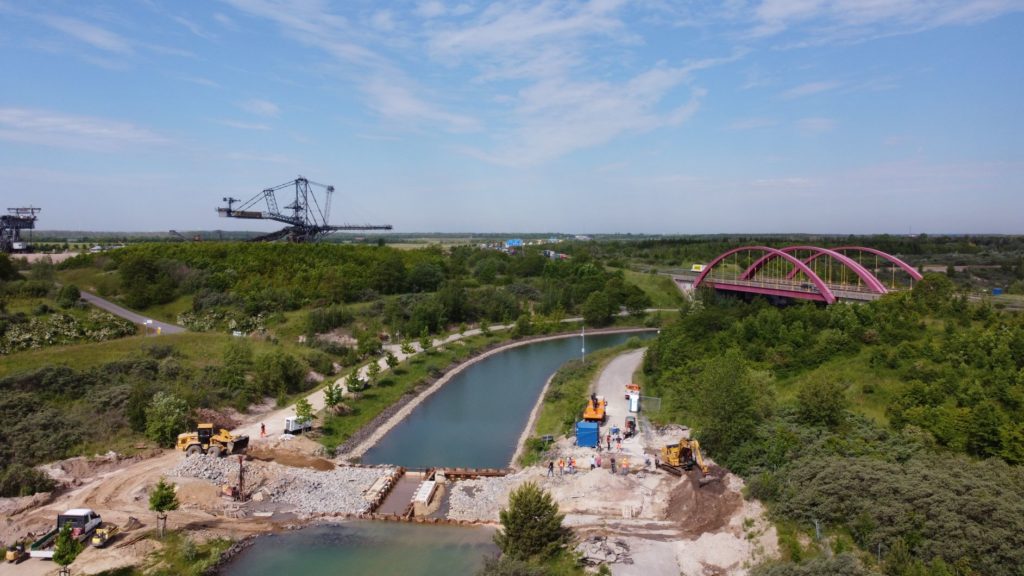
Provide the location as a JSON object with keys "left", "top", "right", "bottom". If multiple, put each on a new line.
{"left": 691, "top": 264, "right": 705, "bottom": 272}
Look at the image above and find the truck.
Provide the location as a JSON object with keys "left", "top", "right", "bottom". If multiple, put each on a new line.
{"left": 284, "top": 416, "right": 313, "bottom": 435}
{"left": 90, "top": 523, "right": 120, "bottom": 547}
{"left": 30, "top": 509, "right": 102, "bottom": 559}
{"left": 582, "top": 393, "right": 606, "bottom": 423}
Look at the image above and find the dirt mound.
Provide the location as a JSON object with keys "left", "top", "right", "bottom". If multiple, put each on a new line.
{"left": 246, "top": 447, "right": 335, "bottom": 471}
{"left": 193, "top": 408, "right": 241, "bottom": 431}
{"left": 666, "top": 467, "right": 742, "bottom": 537}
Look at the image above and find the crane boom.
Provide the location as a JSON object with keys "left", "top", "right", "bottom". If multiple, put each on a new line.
{"left": 217, "top": 177, "right": 391, "bottom": 242}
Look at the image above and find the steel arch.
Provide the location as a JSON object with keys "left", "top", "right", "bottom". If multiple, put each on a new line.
{"left": 741, "top": 246, "right": 889, "bottom": 294}
{"left": 832, "top": 246, "right": 924, "bottom": 281}
{"left": 693, "top": 246, "right": 838, "bottom": 304}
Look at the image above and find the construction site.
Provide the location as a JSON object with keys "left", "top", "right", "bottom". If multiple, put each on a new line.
{"left": 0, "top": 331, "right": 774, "bottom": 576}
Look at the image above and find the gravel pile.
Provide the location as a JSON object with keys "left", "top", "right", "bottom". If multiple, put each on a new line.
{"left": 266, "top": 465, "right": 395, "bottom": 515}
{"left": 171, "top": 454, "right": 243, "bottom": 484}
{"left": 172, "top": 455, "right": 394, "bottom": 516}
{"left": 446, "top": 473, "right": 523, "bottom": 522}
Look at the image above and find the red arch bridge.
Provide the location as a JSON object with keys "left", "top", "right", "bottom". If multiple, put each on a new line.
{"left": 692, "top": 246, "right": 923, "bottom": 304}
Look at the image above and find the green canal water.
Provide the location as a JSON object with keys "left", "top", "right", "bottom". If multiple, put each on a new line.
{"left": 222, "top": 522, "right": 497, "bottom": 575}
{"left": 363, "top": 330, "right": 654, "bottom": 469}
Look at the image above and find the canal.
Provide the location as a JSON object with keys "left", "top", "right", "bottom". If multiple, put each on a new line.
{"left": 222, "top": 522, "right": 497, "bottom": 576}
{"left": 362, "top": 330, "right": 653, "bottom": 469}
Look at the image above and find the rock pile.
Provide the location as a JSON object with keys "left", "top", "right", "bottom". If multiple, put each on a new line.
{"left": 265, "top": 465, "right": 394, "bottom": 515}
{"left": 171, "top": 455, "right": 395, "bottom": 516}
{"left": 575, "top": 535, "right": 632, "bottom": 566}
{"left": 446, "top": 473, "right": 522, "bottom": 521}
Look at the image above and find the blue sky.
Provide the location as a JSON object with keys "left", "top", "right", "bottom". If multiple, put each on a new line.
{"left": 1, "top": 0, "right": 1022, "bottom": 234}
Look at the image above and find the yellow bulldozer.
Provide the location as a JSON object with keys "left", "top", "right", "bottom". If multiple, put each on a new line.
{"left": 176, "top": 423, "right": 249, "bottom": 457}
{"left": 659, "top": 437, "right": 716, "bottom": 484}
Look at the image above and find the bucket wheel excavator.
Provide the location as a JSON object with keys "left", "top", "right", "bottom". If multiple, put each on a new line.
{"left": 218, "top": 177, "right": 391, "bottom": 242}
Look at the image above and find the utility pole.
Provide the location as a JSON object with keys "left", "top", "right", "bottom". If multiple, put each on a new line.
{"left": 581, "top": 324, "right": 586, "bottom": 364}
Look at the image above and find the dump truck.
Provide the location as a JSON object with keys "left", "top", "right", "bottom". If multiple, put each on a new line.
{"left": 90, "top": 523, "right": 119, "bottom": 547}
{"left": 30, "top": 509, "right": 102, "bottom": 559}
{"left": 176, "top": 423, "right": 249, "bottom": 457}
{"left": 582, "top": 393, "right": 607, "bottom": 423}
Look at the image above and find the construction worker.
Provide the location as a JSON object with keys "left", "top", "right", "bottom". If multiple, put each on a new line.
{"left": 606, "top": 433, "right": 611, "bottom": 451}
{"left": 558, "top": 458, "right": 565, "bottom": 476}
{"left": 590, "top": 454, "right": 596, "bottom": 470}
{"left": 547, "top": 461, "right": 554, "bottom": 477}
{"left": 610, "top": 456, "right": 617, "bottom": 474}
{"left": 260, "top": 423, "right": 266, "bottom": 438}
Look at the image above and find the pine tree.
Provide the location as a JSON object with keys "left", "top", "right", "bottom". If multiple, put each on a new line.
{"left": 494, "top": 482, "right": 569, "bottom": 561}
{"left": 52, "top": 521, "right": 83, "bottom": 573}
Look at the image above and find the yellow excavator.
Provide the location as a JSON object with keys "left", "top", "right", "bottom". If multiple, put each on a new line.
{"left": 176, "top": 423, "right": 249, "bottom": 457}
{"left": 659, "top": 438, "right": 716, "bottom": 484}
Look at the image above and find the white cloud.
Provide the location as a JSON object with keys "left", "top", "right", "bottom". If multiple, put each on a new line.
{"left": 217, "top": 119, "right": 271, "bottom": 130}
{"left": 796, "top": 117, "right": 836, "bottom": 134}
{"left": 239, "top": 99, "right": 280, "bottom": 117}
{"left": 39, "top": 14, "right": 131, "bottom": 53}
{"left": 751, "top": 0, "right": 1024, "bottom": 44}
{"left": 213, "top": 12, "right": 238, "bottom": 30}
{"left": 360, "top": 76, "right": 479, "bottom": 133}
{"left": 727, "top": 117, "right": 779, "bottom": 130}
{"left": 371, "top": 10, "right": 396, "bottom": 31}
{"left": 781, "top": 80, "right": 841, "bottom": 99}
{"left": 416, "top": 1, "right": 446, "bottom": 19}
{"left": 0, "top": 107, "right": 166, "bottom": 149}
{"left": 173, "top": 16, "right": 214, "bottom": 39}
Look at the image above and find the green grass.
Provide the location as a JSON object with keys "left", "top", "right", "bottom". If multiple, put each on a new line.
{"left": 0, "top": 332, "right": 282, "bottom": 378}
{"left": 57, "top": 267, "right": 121, "bottom": 296}
{"left": 142, "top": 295, "right": 194, "bottom": 325}
{"left": 616, "top": 268, "right": 685, "bottom": 308}
{"left": 776, "top": 348, "right": 909, "bottom": 427}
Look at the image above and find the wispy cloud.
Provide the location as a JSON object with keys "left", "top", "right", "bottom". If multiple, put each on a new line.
{"left": 416, "top": 1, "right": 446, "bottom": 19}
{"left": 727, "top": 117, "right": 778, "bottom": 131}
{"left": 217, "top": 119, "right": 271, "bottom": 131}
{"left": 361, "top": 76, "right": 479, "bottom": 132}
{"left": 239, "top": 99, "right": 280, "bottom": 117}
{"left": 796, "top": 117, "right": 836, "bottom": 134}
{"left": 0, "top": 107, "right": 167, "bottom": 149}
{"left": 178, "top": 75, "right": 221, "bottom": 88}
{"left": 751, "top": 0, "right": 1024, "bottom": 44}
{"left": 173, "top": 16, "right": 214, "bottom": 40}
{"left": 781, "top": 80, "right": 841, "bottom": 99}
{"left": 213, "top": 12, "right": 238, "bottom": 30}
{"left": 39, "top": 14, "right": 131, "bottom": 53}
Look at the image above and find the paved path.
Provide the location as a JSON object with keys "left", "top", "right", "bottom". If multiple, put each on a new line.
{"left": 79, "top": 291, "right": 186, "bottom": 335}
{"left": 592, "top": 347, "right": 647, "bottom": 461}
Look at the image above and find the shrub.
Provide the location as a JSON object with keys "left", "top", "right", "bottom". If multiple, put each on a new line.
{"left": 494, "top": 482, "right": 570, "bottom": 561}
{"left": 145, "top": 392, "right": 189, "bottom": 447}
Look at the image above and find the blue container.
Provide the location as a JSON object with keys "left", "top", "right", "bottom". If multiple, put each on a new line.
{"left": 993, "top": 288, "right": 1004, "bottom": 296}
{"left": 575, "top": 421, "right": 599, "bottom": 448}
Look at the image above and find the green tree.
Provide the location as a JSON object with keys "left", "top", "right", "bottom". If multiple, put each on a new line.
{"left": 0, "top": 254, "right": 18, "bottom": 281}
{"left": 582, "top": 291, "right": 614, "bottom": 327}
{"left": 476, "top": 556, "right": 546, "bottom": 576}
{"left": 255, "top": 351, "right": 305, "bottom": 396}
{"left": 324, "top": 380, "right": 344, "bottom": 412}
{"left": 346, "top": 370, "right": 365, "bottom": 392}
{"left": 480, "top": 319, "right": 492, "bottom": 336}
{"left": 512, "top": 314, "right": 533, "bottom": 338}
{"left": 145, "top": 392, "right": 189, "bottom": 447}
{"left": 294, "top": 397, "right": 314, "bottom": 427}
{"left": 52, "top": 520, "right": 83, "bottom": 572}
{"left": 366, "top": 361, "right": 381, "bottom": 384}
{"left": 149, "top": 477, "right": 180, "bottom": 539}
{"left": 494, "top": 482, "right": 569, "bottom": 561}
{"left": 796, "top": 379, "right": 849, "bottom": 428}
{"left": 385, "top": 351, "right": 399, "bottom": 369}
{"left": 694, "top": 350, "right": 769, "bottom": 459}
{"left": 418, "top": 329, "right": 433, "bottom": 353}
{"left": 400, "top": 340, "right": 415, "bottom": 355}
{"left": 56, "top": 284, "right": 81, "bottom": 309}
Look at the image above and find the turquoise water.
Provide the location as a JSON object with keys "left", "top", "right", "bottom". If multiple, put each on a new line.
{"left": 363, "top": 331, "right": 654, "bottom": 469}
{"left": 222, "top": 522, "right": 497, "bottom": 576}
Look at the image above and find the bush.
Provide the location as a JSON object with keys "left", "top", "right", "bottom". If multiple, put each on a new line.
{"left": 255, "top": 351, "right": 306, "bottom": 396}
{"left": 0, "top": 463, "right": 55, "bottom": 497}
{"left": 796, "top": 379, "right": 848, "bottom": 428}
{"left": 56, "top": 284, "right": 81, "bottom": 308}
{"left": 145, "top": 392, "right": 189, "bottom": 447}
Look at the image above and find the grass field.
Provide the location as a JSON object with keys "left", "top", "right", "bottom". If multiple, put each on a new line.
{"left": 0, "top": 332, "right": 282, "bottom": 378}
{"left": 615, "top": 268, "right": 685, "bottom": 308}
